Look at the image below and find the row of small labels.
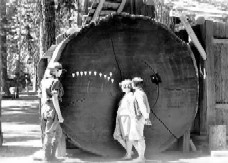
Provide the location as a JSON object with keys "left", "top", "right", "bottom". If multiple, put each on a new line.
{"left": 71, "top": 71, "right": 114, "bottom": 83}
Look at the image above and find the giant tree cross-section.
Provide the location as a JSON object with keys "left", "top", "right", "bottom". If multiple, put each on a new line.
{"left": 40, "top": 13, "right": 199, "bottom": 156}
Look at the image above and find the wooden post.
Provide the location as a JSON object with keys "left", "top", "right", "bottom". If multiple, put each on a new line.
{"left": 205, "top": 20, "right": 216, "bottom": 133}
{"left": 199, "top": 60, "right": 207, "bottom": 135}
{"left": 117, "top": 0, "right": 126, "bottom": 13}
{"left": 209, "top": 125, "right": 226, "bottom": 151}
{"left": 130, "top": 0, "right": 136, "bottom": 14}
{"left": 183, "top": 129, "right": 190, "bottom": 152}
{"left": 91, "top": 0, "right": 105, "bottom": 22}
{"left": 183, "top": 129, "right": 197, "bottom": 153}
{"left": 194, "top": 20, "right": 208, "bottom": 135}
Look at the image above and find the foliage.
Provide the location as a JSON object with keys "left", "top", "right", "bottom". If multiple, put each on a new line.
{"left": 4, "top": 0, "right": 78, "bottom": 90}
{"left": 6, "top": 0, "right": 40, "bottom": 79}
{"left": 6, "top": 0, "right": 85, "bottom": 89}
{"left": 0, "top": 0, "right": 9, "bottom": 95}
{"left": 55, "top": 0, "right": 78, "bottom": 35}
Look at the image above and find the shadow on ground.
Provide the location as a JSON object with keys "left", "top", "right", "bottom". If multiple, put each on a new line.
{"left": 1, "top": 96, "right": 41, "bottom": 160}
{"left": 0, "top": 93, "right": 224, "bottom": 163}
{"left": 0, "top": 145, "right": 40, "bottom": 157}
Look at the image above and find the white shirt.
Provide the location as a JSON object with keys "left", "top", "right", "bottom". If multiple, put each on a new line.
{"left": 134, "top": 88, "right": 151, "bottom": 120}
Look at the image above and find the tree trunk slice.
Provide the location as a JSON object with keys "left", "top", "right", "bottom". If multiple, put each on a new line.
{"left": 46, "top": 13, "right": 198, "bottom": 156}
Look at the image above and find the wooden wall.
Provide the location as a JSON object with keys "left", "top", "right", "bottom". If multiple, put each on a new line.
{"left": 213, "top": 22, "right": 228, "bottom": 103}
{"left": 202, "top": 21, "right": 228, "bottom": 134}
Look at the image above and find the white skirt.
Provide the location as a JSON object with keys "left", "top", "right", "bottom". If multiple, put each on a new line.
{"left": 128, "top": 118, "right": 145, "bottom": 141}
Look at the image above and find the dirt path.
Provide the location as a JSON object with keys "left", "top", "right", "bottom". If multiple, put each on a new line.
{"left": 0, "top": 96, "right": 41, "bottom": 162}
{"left": 1, "top": 94, "right": 228, "bottom": 163}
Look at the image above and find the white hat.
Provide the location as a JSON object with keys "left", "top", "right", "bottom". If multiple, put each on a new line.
{"left": 132, "top": 77, "right": 143, "bottom": 83}
{"left": 119, "top": 79, "right": 132, "bottom": 86}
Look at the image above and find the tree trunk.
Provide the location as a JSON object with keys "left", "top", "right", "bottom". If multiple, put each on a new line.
{"left": 39, "top": 21, "right": 44, "bottom": 58}
{"left": 0, "top": 0, "right": 7, "bottom": 146}
{"left": 33, "top": 63, "right": 37, "bottom": 92}
{"left": 123, "top": 0, "right": 155, "bottom": 18}
{"left": 84, "top": 0, "right": 89, "bottom": 15}
{"left": 0, "top": 0, "right": 10, "bottom": 96}
{"left": 0, "top": 47, "right": 2, "bottom": 146}
{"left": 39, "top": 0, "right": 44, "bottom": 58}
{"left": 41, "top": 0, "right": 56, "bottom": 52}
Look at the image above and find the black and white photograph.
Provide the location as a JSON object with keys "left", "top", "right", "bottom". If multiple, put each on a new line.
{"left": 0, "top": 0, "right": 228, "bottom": 162}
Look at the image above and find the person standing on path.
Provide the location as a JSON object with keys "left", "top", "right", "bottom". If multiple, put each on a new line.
{"left": 113, "top": 79, "right": 135, "bottom": 159}
{"left": 37, "top": 62, "right": 65, "bottom": 162}
{"left": 131, "top": 77, "right": 151, "bottom": 162}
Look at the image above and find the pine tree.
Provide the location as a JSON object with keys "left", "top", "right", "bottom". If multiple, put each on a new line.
{"left": 41, "top": 0, "right": 56, "bottom": 52}
{"left": 0, "top": 0, "right": 6, "bottom": 146}
{"left": 0, "top": 0, "right": 10, "bottom": 96}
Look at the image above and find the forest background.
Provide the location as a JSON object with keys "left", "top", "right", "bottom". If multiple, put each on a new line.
{"left": 0, "top": 0, "right": 227, "bottom": 96}
{"left": 0, "top": 0, "right": 84, "bottom": 96}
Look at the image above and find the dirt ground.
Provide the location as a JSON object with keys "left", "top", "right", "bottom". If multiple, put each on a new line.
{"left": 1, "top": 93, "right": 228, "bottom": 163}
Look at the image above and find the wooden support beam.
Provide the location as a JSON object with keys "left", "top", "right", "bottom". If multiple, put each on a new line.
{"left": 179, "top": 14, "right": 207, "bottom": 60}
{"left": 99, "top": 10, "right": 116, "bottom": 16}
{"left": 117, "top": 0, "right": 126, "bottom": 13}
{"left": 183, "top": 129, "right": 197, "bottom": 152}
{"left": 205, "top": 20, "right": 216, "bottom": 131}
{"left": 103, "top": 2, "right": 120, "bottom": 8}
{"left": 91, "top": 0, "right": 105, "bottom": 22}
{"left": 183, "top": 129, "right": 190, "bottom": 152}
{"left": 213, "top": 38, "right": 228, "bottom": 44}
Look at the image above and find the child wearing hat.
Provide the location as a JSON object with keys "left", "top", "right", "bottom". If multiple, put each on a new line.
{"left": 36, "top": 62, "right": 65, "bottom": 161}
